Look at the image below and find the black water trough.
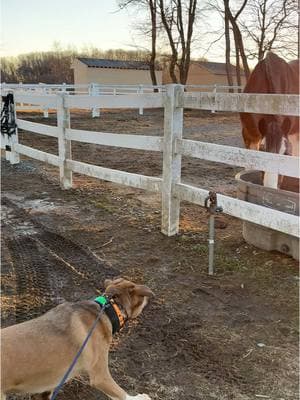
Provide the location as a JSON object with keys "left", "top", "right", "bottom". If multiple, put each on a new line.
{"left": 236, "top": 170, "right": 299, "bottom": 260}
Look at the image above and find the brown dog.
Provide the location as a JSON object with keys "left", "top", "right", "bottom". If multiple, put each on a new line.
{"left": 1, "top": 278, "right": 153, "bottom": 400}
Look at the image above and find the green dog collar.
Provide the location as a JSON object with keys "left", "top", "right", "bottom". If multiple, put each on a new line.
{"left": 94, "top": 295, "right": 121, "bottom": 334}
{"left": 94, "top": 295, "right": 108, "bottom": 306}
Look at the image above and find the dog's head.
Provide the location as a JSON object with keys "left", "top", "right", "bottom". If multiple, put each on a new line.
{"left": 104, "top": 277, "right": 154, "bottom": 319}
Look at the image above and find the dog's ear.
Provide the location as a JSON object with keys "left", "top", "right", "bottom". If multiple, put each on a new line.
{"left": 104, "top": 279, "right": 113, "bottom": 288}
{"left": 132, "top": 285, "right": 154, "bottom": 298}
{"left": 105, "top": 286, "right": 122, "bottom": 298}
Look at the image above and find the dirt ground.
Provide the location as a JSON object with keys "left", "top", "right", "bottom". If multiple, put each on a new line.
{"left": 1, "top": 109, "right": 299, "bottom": 400}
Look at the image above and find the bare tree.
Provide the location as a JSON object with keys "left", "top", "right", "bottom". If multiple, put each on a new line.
{"left": 226, "top": 0, "right": 251, "bottom": 79}
{"left": 159, "top": 0, "right": 198, "bottom": 84}
{"left": 119, "top": 0, "right": 199, "bottom": 84}
{"left": 149, "top": 0, "right": 159, "bottom": 85}
{"left": 205, "top": 0, "right": 250, "bottom": 85}
{"left": 223, "top": 0, "right": 234, "bottom": 87}
{"left": 240, "top": 0, "right": 298, "bottom": 61}
{"left": 119, "top": 1, "right": 159, "bottom": 85}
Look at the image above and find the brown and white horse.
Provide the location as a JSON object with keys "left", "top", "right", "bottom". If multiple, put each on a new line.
{"left": 240, "top": 52, "right": 299, "bottom": 190}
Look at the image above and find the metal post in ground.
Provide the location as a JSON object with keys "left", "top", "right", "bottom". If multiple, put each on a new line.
{"left": 208, "top": 214, "right": 215, "bottom": 275}
{"left": 204, "top": 191, "right": 223, "bottom": 275}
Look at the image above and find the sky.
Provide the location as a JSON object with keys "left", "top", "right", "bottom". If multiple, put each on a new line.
{"left": 1, "top": 0, "right": 226, "bottom": 61}
{"left": 1, "top": 0, "right": 142, "bottom": 57}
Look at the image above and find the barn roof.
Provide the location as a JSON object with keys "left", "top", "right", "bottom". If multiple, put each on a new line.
{"left": 77, "top": 58, "right": 160, "bottom": 71}
{"left": 196, "top": 61, "right": 244, "bottom": 76}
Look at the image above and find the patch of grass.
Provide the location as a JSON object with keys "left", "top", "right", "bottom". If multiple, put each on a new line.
{"left": 215, "top": 253, "right": 247, "bottom": 272}
{"left": 191, "top": 243, "right": 208, "bottom": 255}
{"left": 87, "top": 196, "right": 118, "bottom": 214}
{"left": 93, "top": 201, "right": 116, "bottom": 213}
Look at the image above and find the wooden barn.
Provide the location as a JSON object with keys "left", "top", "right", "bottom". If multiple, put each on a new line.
{"left": 162, "top": 60, "right": 246, "bottom": 89}
{"left": 72, "top": 58, "right": 163, "bottom": 86}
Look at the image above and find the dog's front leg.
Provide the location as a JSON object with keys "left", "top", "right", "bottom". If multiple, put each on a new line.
{"left": 90, "top": 363, "right": 151, "bottom": 400}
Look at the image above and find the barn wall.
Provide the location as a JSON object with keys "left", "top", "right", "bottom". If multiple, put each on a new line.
{"left": 162, "top": 63, "right": 246, "bottom": 90}
{"left": 72, "top": 59, "right": 89, "bottom": 85}
{"left": 73, "top": 63, "right": 162, "bottom": 85}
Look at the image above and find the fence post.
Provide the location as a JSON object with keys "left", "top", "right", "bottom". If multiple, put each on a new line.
{"left": 138, "top": 84, "right": 144, "bottom": 115}
{"left": 57, "top": 93, "right": 72, "bottom": 189}
{"left": 43, "top": 86, "right": 49, "bottom": 118}
{"left": 90, "top": 83, "right": 100, "bottom": 118}
{"left": 19, "top": 82, "right": 24, "bottom": 107}
{"left": 211, "top": 84, "right": 217, "bottom": 114}
{"left": 161, "top": 84, "right": 184, "bottom": 236}
{"left": 5, "top": 91, "right": 20, "bottom": 165}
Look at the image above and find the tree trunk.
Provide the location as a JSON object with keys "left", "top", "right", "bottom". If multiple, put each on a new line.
{"left": 233, "top": 30, "right": 242, "bottom": 90}
{"left": 149, "top": 0, "right": 158, "bottom": 87}
{"left": 224, "top": 0, "right": 234, "bottom": 90}
{"left": 228, "top": 9, "right": 250, "bottom": 79}
{"left": 159, "top": 0, "right": 179, "bottom": 83}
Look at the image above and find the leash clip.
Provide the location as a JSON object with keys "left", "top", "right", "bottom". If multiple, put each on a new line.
{"left": 204, "top": 191, "right": 223, "bottom": 215}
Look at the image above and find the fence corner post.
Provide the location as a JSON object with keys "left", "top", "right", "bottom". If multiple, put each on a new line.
{"left": 161, "top": 84, "right": 184, "bottom": 236}
{"left": 57, "top": 92, "right": 72, "bottom": 189}
{"left": 4, "top": 90, "right": 20, "bottom": 165}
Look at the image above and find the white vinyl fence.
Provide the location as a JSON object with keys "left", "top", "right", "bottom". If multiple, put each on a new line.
{"left": 1, "top": 83, "right": 165, "bottom": 118}
{"left": 1, "top": 82, "right": 241, "bottom": 117}
{"left": 1, "top": 84, "right": 299, "bottom": 240}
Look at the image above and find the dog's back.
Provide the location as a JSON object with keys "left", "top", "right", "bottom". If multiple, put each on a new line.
{"left": 1, "top": 278, "right": 153, "bottom": 400}
{"left": 1, "top": 301, "right": 105, "bottom": 395}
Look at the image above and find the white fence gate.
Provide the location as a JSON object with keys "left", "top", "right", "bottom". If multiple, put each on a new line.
{"left": 1, "top": 84, "right": 299, "bottom": 240}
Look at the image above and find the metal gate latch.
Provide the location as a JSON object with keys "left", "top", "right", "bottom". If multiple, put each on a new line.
{"left": 204, "top": 191, "right": 223, "bottom": 275}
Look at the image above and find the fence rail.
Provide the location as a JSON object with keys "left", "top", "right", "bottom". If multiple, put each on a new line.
{"left": 180, "top": 92, "right": 299, "bottom": 115}
{"left": 176, "top": 139, "right": 299, "bottom": 178}
{"left": 67, "top": 159, "right": 162, "bottom": 192}
{"left": 14, "top": 143, "right": 60, "bottom": 166}
{"left": 65, "top": 93, "right": 163, "bottom": 109}
{"left": 65, "top": 128, "right": 163, "bottom": 151}
{"left": 16, "top": 119, "right": 59, "bottom": 137}
{"left": 1, "top": 84, "right": 299, "bottom": 243}
{"left": 1, "top": 82, "right": 242, "bottom": 117}
{"left": 175, "top": 183, "right": 299, "bottom": 237}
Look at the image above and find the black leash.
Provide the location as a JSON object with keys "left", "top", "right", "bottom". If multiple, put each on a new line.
{"left": 1, "top": 93, "right": 17, "bottom": 137}
{"left": 50, "top": 302, "right": 108, "bottom": 400}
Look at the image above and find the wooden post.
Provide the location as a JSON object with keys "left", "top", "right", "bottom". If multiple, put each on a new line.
{"left": 161, "top": 84, "right": 184, "bottom": 236}
{"left": 57, "top": 93, "right": 72, "bottom": 189}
